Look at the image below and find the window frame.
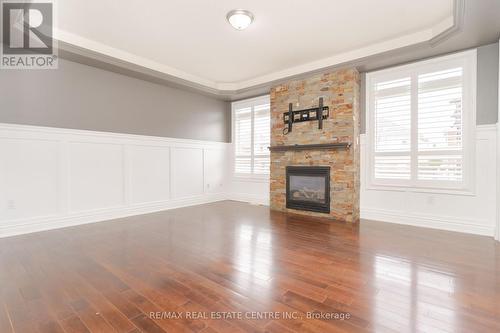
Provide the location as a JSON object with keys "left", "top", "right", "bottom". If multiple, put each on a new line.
{"left": 365, "top": 50, "right": 477, "bottom": 194}
{"left": 231, "top": 95, "right": 270, "bottom": 181}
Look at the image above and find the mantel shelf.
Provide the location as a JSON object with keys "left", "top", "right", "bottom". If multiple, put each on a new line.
{"left": 268, "top": 142, "right": 351, "bottom": 152}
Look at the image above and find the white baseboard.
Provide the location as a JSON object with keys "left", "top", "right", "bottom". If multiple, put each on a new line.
{"left": 361, "top": 208, "right": 495, "bottom": 236}
{"left": 2, "top": 195, "right": 494, "bottom": 238}
{"left": 227, "top": 193, "right": 269, "bottom": 206}
{"left": 0, "top": 192, "right": 271, "bottom": 238}
{"left": 0, "top": 193, "right": 226, "bottom": 238}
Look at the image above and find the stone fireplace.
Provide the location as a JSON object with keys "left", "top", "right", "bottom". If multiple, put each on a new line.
{"left": 270, "top": 69, "right": 360, "bottom": 223}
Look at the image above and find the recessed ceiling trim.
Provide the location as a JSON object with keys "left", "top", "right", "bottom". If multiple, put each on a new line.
{"left": 55, "top": 0, "right": 463, "bottom": 98}
{"left": 220, "top": 20, "right": 454, "bottom": 91}
{"left": 55, "top": 30, "right": 216, "bottom": 88}
{"left": 429, "top": 0, "right": 465, "bottom": 46}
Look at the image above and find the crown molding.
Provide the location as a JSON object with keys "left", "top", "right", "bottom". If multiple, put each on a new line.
{"left": 56, "top": 0, "right": 465, "bottom": 100}
{"left": 430, "top": 0, "right": 465, "bottom": 46}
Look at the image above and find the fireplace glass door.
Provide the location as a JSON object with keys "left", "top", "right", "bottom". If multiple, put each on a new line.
{"left": 286, "top": 166, "right": 330, "bottom": 213}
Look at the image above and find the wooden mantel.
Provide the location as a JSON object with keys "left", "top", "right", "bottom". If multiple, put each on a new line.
{"left": 268, "top": 142, "right": 351, "bottom": 152}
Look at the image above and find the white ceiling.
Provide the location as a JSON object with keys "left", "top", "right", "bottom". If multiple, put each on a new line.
{"left": 56, "top": 0, "right": 455, "bottom": 90}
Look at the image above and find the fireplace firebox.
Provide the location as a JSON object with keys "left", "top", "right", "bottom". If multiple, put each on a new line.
{"left": 286, "top": 166, "right": 330, "bottom": 213}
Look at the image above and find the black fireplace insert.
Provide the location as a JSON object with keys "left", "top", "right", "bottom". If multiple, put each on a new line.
{"left": 286, "top": 166, "right": 330, "bottom": 213}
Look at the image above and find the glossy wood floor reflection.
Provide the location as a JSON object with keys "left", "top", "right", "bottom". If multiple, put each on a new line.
{"left": 1, "top": 201, "right": 499, "bottom": 333}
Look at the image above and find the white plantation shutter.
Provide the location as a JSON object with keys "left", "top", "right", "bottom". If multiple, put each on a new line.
{"left": 234, "top": 106, "right": 252, "bottom": 173}
{"left": 233, "top": 96, "right": 270, "bottom": 176}
{"left": 367, "top": 51, "right": 475, "bottom": 190}
{"left": 417, "top": 68, "right": 463, "bottom": 181}
{"left": 373, "top": 77, "right": 412, "bottom": 180}
{"left": 253, "top": 103, "right": 271, "bottom": 174}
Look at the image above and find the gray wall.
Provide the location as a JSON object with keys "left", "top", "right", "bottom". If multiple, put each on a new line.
{"left": 1, "top": 43, "right": 497, "bottom": 140}
{"left": 359, "top": 43, "right": 499, "bottom": 133}
{"left": 0, "top": 59, "right": 231, "bottom": 142}
{"left": 477, "top": 43, "right": 499, "bottom": 125}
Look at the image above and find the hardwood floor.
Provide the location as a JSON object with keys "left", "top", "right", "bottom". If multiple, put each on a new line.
{"left": 0, "top": 201, "right": 499, "bottom": 333}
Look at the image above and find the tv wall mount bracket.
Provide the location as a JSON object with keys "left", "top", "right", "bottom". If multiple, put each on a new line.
{"left": 283, "top": 97, "right": 329, "bottom": 135}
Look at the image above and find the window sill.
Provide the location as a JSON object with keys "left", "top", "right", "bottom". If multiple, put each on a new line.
{"left": 365, "top": 183, "right": 476, "bottom": 196}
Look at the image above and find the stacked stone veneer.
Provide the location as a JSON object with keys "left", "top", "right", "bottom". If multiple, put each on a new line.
{"left": 270, "top": 69, "right": 360, "bottom": 222}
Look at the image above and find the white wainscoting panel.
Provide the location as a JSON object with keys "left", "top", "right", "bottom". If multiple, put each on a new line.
{"left": 171, "top": 147, "right": 204, "bottom": 199}
{"left": 129, "top": 145, "right": 170, "bottom": 204}
{"left": 204, "top": 148, "right": 227, "bottom": 194}
{"left": 0, "top": 138, "right": 60, "bottom": 221}
{"left": 0, "top": 123, "right": 230, "bottom": 238}
{"left": 361, "top": 125, "right": 498, "bottom": 236}
{"left": 229, "top": 178, "right": 270, "bottom": 205}
{"left": 69, "top": 142, "right": 125, "bottom": 212}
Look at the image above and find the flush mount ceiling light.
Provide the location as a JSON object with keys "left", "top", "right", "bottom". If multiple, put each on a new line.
{"left": 226, "top": 9, "right": 254, "bottom": 30}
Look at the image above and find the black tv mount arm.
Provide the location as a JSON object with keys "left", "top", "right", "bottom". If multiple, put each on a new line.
{"left": 283, "top": 97, "right": 328, "bottom": 135}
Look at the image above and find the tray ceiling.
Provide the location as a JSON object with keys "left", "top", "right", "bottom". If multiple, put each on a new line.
{"left": 56, "top": 0, "right": 455, "bottom": 91}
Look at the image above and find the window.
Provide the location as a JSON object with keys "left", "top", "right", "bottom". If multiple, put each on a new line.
{"left": 366, "top": 50, "right": 476, "bottom": 191}
{"left": 232, "top": 96, "right": 270, "bottom": 176}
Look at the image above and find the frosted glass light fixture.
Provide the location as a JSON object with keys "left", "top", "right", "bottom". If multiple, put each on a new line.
{"left": 226, "top": 9, "right": 254, "bottom": 30}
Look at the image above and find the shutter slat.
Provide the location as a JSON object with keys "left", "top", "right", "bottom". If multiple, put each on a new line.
{"left": 253, "top": 104, "right": 270, "bottom": 174}
{"left": 417, "top": 68, "right": 464, "bottom": 180}
{"left": 234, "top": 101, "right": 270, "bottom": 175}
{"left": 374, "top": 156, "right": 411, "bottom": 180}
{"left": 234, "top": 107, "right": 252, "bottom": 174}
{"left": 418, "top": 155, "right": 463, "bottom": 180}
{"left": 374, "top": 78, "right": 411, "bottom": 158}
